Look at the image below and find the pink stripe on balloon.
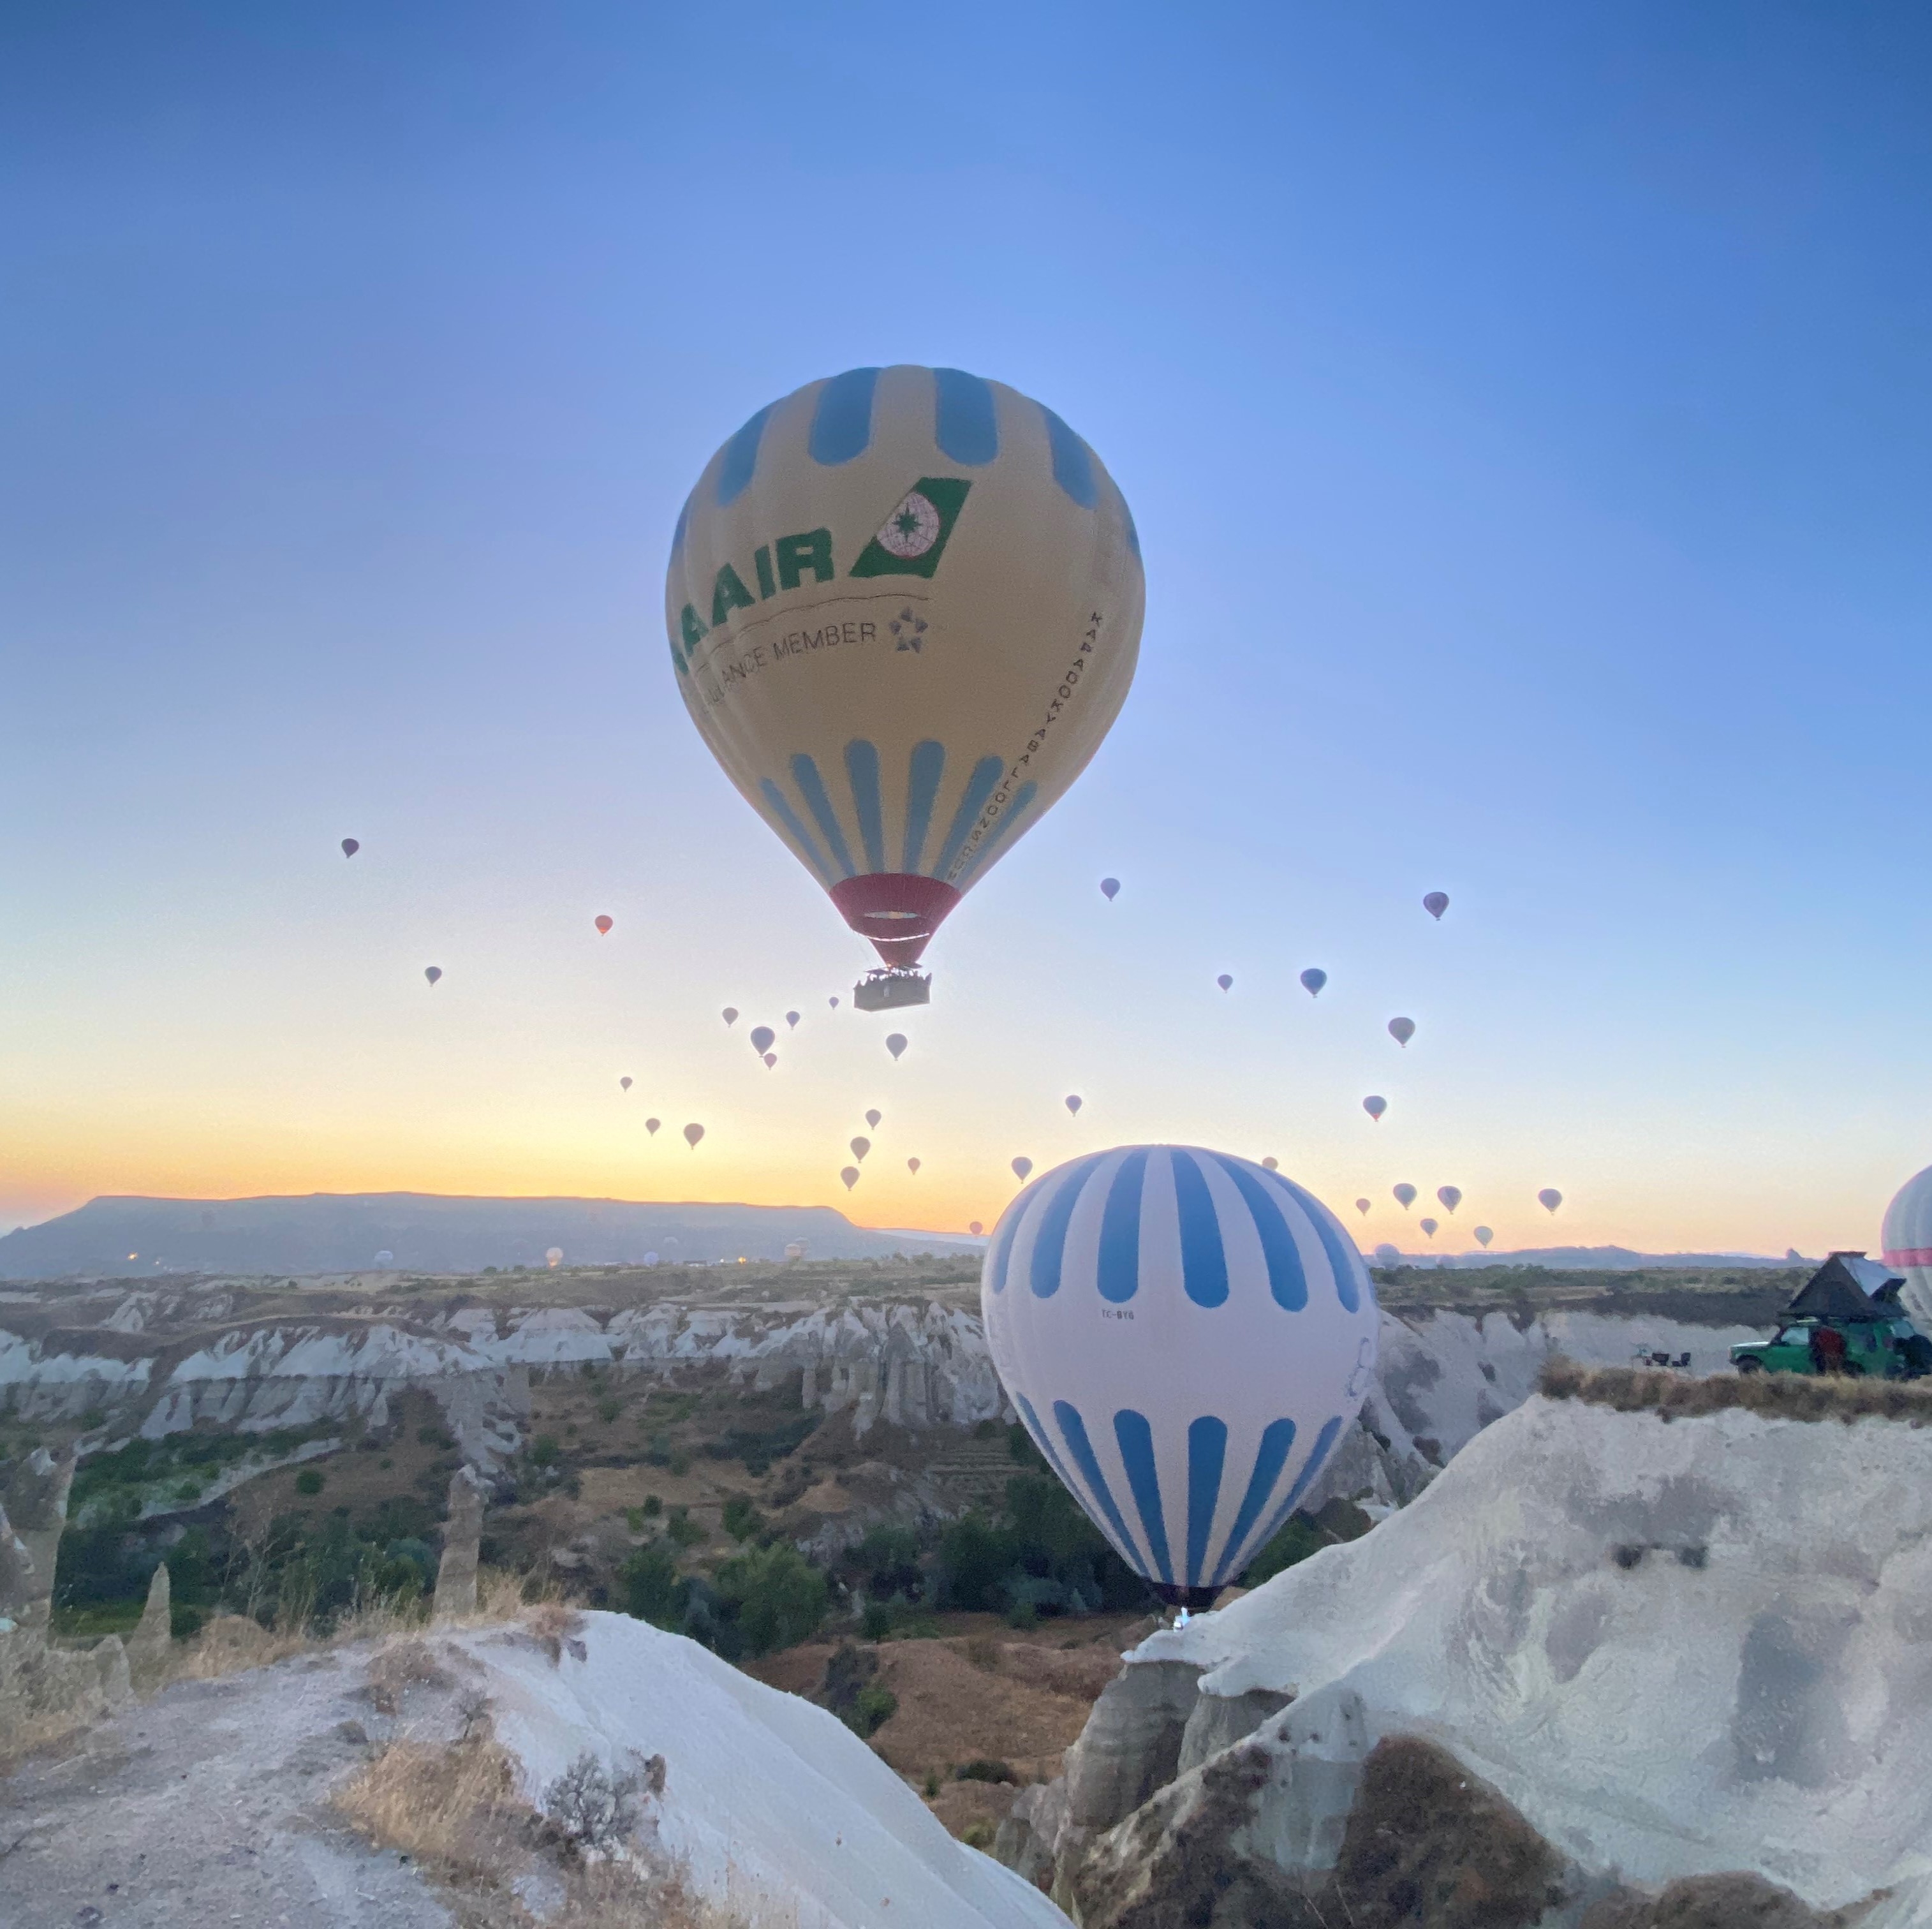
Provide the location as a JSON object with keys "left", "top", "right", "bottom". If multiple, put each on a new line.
{"left": 1884, "top": 1248, "right": 1932, "bottom": 1267}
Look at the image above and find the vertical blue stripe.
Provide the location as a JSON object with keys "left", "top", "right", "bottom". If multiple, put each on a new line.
{"left": 808, "top": 368, "right": 880, "bottom": 466}
{"left": 844, "top": 740, "right": 885, "bottom": 873}
{"left": 716, "top": 405, "right": 772, "bottom": 506}
{"left": 1227, "top": 1415, "right": 1345, "bottom": 1584}
{"left": 1015, "top": 1393, "right": 1084, "bottom": 1516}
{"left": 1272, "top": 1176, "right": 1366, "bottom": 1312}
{"left": 1038, "top": 405, "right": 1098, "bottom": 508}
{"left": 758, "top": 780, "right": 836, "bottom": 888}
{"left": 901, "top": 741, "right": 945, "bottom": 874}
{"left": 1208, "top": 1154, "right": 1308, "bottom": 1312}
{"left": 950, "top": 782, "right": 1038, "bottom": 889}
{"left": 1120, "top": 492, "right": 1141, "bottom": 560}
{"left": 1053, "top": 1400, "right": 1141, "bottom": 1572}
{"left": 1171, "top": 1151, "right": 1230, "bottom": 1308}
{"left": 1028, "top": 1155, "right": 1100, "bottom": 1299}
{"left": 1186, "top": 1416, "right": 1228, "bottom": 1590}
{"left": 1113, "top": 1410, "right": 1173, "bottom": 1587}
{"left": 984, "top": 1186, "right": 1030, "bottom": 1294}
{"left": 670, "top": 493, "right": 693, "bottom": 558}
{"left": 1096, "top": 1151, "right": 1149, "bottom": 1303}
{"left": 931, "top": 756, "right": 1005, "bottom": 881}
{"left": 934, "top": 367, "right": 999, "bottom": 465}
{"left": 1218, "top": 1417, "right": 1297, "bottom": 1583}
{"left": 789, "top": 755, "right": 856, "bottom": 880}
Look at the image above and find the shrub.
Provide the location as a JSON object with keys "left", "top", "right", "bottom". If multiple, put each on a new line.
{"left": 860, "top": 1600, "right": 894, "bottom": 1641}
{"left": 294, "top": 1468, "right": 325, "bottom": 1497}
{"left": 665, "top": 1507, "right": 704, "bottom": 1550}
{"left": 624, "top": 1506, "right": 645, "bottom": 1534}
{"left": 963, "top": 1819, "right": 996, "bottom": 1850}
{"left": 530, "top": 1436, "right": 561, "bottom": 1468}
{"left": 541, "top": 1750, "right": 647, "bottom": 1855}
{"left": 850, "top": 1681, "right": 897, "bottom": 1736}
{"left": 596, "top": 1396, "right": 621, "bottom": 1423}
{"left": 721, "top": 1495, "right": 763, "bottom": 1543}
{"left": 715, "top": 1542, "right": 828, "bottom": 1656}
{"left": 924, "top": 1770, "right": 941, "bottom": 1799}
{"left": 955, "top": 1758, "right": 1015, "bottom": 1784}
{"left": 619, "top": 1541, "right": 682, "bottom": 1629}
{"left": 641, "top": 1494, "right": 662, "bottom": 1518}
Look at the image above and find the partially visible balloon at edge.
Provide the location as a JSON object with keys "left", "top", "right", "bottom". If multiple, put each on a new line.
{"left": 645, "top": 1118, "right": 661, "bottom": 1134}
{"left": 424, "top": 966, "right": 442, "bottom": 986}
{"left": 1424, "top": 891, "right": 1449, "bottom": 920}
{"left": 1362, "top": 1095, "right": 1386, "bottom": 1121}
{"left": 684, "top": 1123, "right": 705, "bottom": 1148}
{"left": 1299, "top": 968, "right": 1326, "bottom": 997}
{"left": 1473, "top": 1225, "right": 1494, "bottom": 1246}
{"left": 886, "top": 1033, "right": 907, "bottom": 1060}
{"left": 341, "top": 838, "right": 359, "bottom": 858}
{"left": 1261, "top": 1157, "right": 1278, "bottom": 1171}
{"left": 594, "top": 914, "right": 614, "bottom": 935}
{"left": 1100, "top": 878, "right": 1120, "bottom": 901}
{"left": 1539, "top": 1187, "right": 1563, "bottom": 1214}
{"left": 1012, "top": 1157, "right": 1033, "bottom": 1181}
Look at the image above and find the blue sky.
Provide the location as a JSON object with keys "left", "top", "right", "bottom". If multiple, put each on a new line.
{"left": 4, "top": 2, "right": 1929, "bottom": 1252}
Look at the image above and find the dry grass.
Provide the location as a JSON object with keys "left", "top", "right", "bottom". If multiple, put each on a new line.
{"left": 1540, "top": 1356, "right": 1932, "bottom": 1424}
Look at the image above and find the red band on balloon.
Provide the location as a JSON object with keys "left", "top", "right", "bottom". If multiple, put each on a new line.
{"left": 1884, "top": 1248, "right": 1932, "bottom": 1267}
{"left": 828, "top": 873, "right": 961, "bottom": 966}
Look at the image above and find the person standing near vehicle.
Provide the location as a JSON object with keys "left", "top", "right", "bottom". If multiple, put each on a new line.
{"left": 1811, "top": 1324, "right": 1848, "bottom": 1374}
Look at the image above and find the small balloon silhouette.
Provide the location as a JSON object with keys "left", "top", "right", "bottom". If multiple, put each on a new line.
{"left": 1012, "top": 1157, "right": 1033, "bottom": 1181}
{"left": 1363, "top": 1095, "right": 1387, "bottom": 1121}
{"left": 341, "top": 838, "right": 359, "bottom": 858}
{"left": 969, "top": 1220, "right": 984, "bottom": 1236}
{"left": 829, "top": 996, "right": 839, "bottom": 1009}
{"left": 907, "top": 1157, "right": 921, "bottom": 1174}
{"left": 645, "top": 1118, "right": 661, "bottom": 1135}
{"left": 1100, "top": 878, "right": 1120, "bottom": 901}
{"left": 1538, "top": 1188, "right": 1563, "bottom": 1214}
{"left": 683, "top": 1123, "right": 704, "bottom": 1149}
{"left": 1473, "top": 1225, "right": 1494, "bottom": 1246}
{"left": 619, "top": 1076, "right": 632, "bottom": 1091}
{"left": 1299, "top": 968, "right": 1326, "bottom": 997}
{"left": 1216, "top": 973, "right": 1234, "bottom": 992}
{"left": 850, "top": 1137, "right": 871, "bottom": 1160}
{"left": 1423, "top": 891, "right": 1449, "bottom": 920}
{"left": 1436, "top": 1186, "right": 1462, "bottom": 1214}
{"left": 865, "top": 1109, "right": 881, "bottom": 1129}
{"left": 1065, "top": 1095, "right": 1082, "bottom": 1116}
{"left": 750, "top": 1026, "right": 776, "bottom": 1054}
{"left": 594, "top": 914, "right": 613, "bottom": 935}
{"left": 1393, "top": 1184, "right": 1417, "bottom": 1209}
{"left": 1262, "top": 1157, "right": 1279, "bottom": 1171}
{"left": 841, "top": 1166, "right": 859, "bottom": 1190}
{"left": 424, "top": 966, "right": 442, "bottom": 986}
{"left": 886, "top": 1033, "right": 908, "bottom": 1060}
{"left": 1420, "top": 1217, "right": 1439, "bottom": 1238}
{"left": 786, "top": 1011, "right": 800, "bottom": 1028}
{"left": 763, "top": 1052, "right": 777, "bottom": 1068}
{"left": 722, "top": 1008, "right": 739, "bottom": 1027}
{"left": 1355, "top": 1198, "right": 1371, "bottom": 1216}
{"left": 1388, "top": 1016, "right": 1415, "bottom": 1047}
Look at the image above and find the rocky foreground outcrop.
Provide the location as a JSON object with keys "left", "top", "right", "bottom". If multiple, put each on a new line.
{"left": 1001, "top": 1395, "right": 1932, "bottom": 1927}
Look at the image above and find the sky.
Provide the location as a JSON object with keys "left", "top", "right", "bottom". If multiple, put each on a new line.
{"left": 4, "top": 2, "right": 1931, "bottom": 1256}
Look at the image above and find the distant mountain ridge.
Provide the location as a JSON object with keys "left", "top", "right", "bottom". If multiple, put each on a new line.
{"left": 0, "top": 1192, "right": 978, "bottom": 1280}
{"left": 1375, "top": 1244, "right": 1803, "bottom": 1270}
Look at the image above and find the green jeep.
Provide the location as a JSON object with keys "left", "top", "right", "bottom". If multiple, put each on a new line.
{"left": 1730, "top": 1316, "right": 1930, "bottom": 1379}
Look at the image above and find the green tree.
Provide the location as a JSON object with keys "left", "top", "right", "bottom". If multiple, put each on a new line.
{"left": 715, "top": 1543, "right": 827, "bottom": 1656}
{"left": 620, "top": 1541, "right": 684, "bottom": 1629}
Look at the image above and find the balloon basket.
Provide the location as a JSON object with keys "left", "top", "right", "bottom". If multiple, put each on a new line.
{"left": 853, "top": 968, "right": 931, "bottom": 1012}
{"left": 1154, "top": 1583, "right": 1223, "bottom": 1614}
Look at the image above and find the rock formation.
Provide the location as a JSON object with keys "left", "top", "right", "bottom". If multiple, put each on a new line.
{"left": 434, "top": 1463, "right": 485, "bottom": 1621}
{"left": 124, "top": 1556, "right": 172, "bottom": 1688}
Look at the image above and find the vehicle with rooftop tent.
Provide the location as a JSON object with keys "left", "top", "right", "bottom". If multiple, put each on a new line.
{"left": 1731, "top": 1251, "right": 1932, "bottom": 1378}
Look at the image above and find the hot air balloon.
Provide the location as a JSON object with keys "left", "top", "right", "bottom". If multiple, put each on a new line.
{"left": 1299, "top": 968, "right": 1326, "bottom": 998}
{"left": 1882, "top": 1164, "right": 1932, "bottom": 1327}
{"left": 1388, "top": 1017, "right": 1415, "bottom": 1047}
{"left": 1419, "top": 1218, "right": 1438, "bottom": 1239}
{"left": 1393, "top": 1184, "right": 1417, "bottom": 1209}
{"left": 851, "top": 1137, "right": 871, "bottom": 1161}
{"left": 1538, "top": 1188, "right": 1563, "bottom": 1214}
{"left": 841, "top": 1167, "right": 860, "bottom": 1190}
{"left": 1012, "top": 1157, "right": 1033, "bottom": 1181}
{"left": 751, "top": 1026, "right": 776, "bottom": 1054}
{"left": 1100, "top": 878, "right": 1121, "bottom": 901}
{"left": 1355, "top": 1199, "right": 1370, "bottom": 1216}
{"left": 981, "top": 1145, "right": 1379, "bottom": 1607}
{"left": 1065, "top": 1095, "right": 1083, "bottom": 1116}
{"left": 1262, "top": 1158, "right": 1279, "bottom": 1172}
{"left": 785, "top": 1241, "right": 806, "bottom": 1260}
{"left": 1473, "top": 1226, "right": 1494, "bottom": 1248}
{"left": 865, "top": 1109, "right": 882, "bottom": 1129}
{"left": 424, "top": 966, "right": 443, "bottom": 986}
{"left": 645, "top": 1118, "right": 661, "bottom": 1135}
{"left": 667, "top": 368, "right": 1144, "bottom": 1010}
{"left": 1436, "top": 1186, "right": 1461, "bottom": 1215}
{"left": 595, "top": 915, "right": 614, "bottom": 935}
{"left": 829, "top": 996, "right": 840, "bottom": 1009}
{"left": 1423, "top": 892, "right": 1449, "bottom": 920}
{"left": 722, "top": 1008, "right": 739, "bottom": 1027}
{"left": 969, "top": 1220, "right": 984, "bottom": 1236}
{"left": 763, "top": 1052, "right": 778, "bottom": 1068}
{"left": 786, "top": 1012, "right": 801, "bottom": 1028}
{"left": 886, "top": 1033, "right": 908, "bottom": 1060}
{"left": 546, "top": 1246, "right": 563, "bottom": 1268}
{"left": 908, "top": 1157, "right": 921, "bottom": 1174}
{"left": 1362, "top": 1096, "right": 1386, "bottom": 1122}
{"left": 373, "top": 1249, "right": 394, "bottom": 1267}
{"left": 684, "top": 1123, "right": 705, "bottom": 1149}
{"left": 620, "top": 1076, "right": 632, "bottom": 1091}
{"left": 1216, "top": 974, "right": 1234, "bottom": 993}
{"left": 341, "top": 838, "right": 359, "bottom": 858}
{"left": 1373, "top": 1243, "right": 1401, "bottom": 1266}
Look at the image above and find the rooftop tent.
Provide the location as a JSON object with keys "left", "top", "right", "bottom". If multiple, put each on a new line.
{"left": 1787, "top": 1251, "right": 1907, "bottom": 1322}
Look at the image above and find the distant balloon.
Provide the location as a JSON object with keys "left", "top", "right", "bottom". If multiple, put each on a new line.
{"left": 1473, "top": 1226, "right": 1494, "bottom": 1248}
{"left": 1538, "top": 1188, "right": 1563, "bottom": 1214}
{"left": 1374, "top": 1243, "right": 1401, "bottom": 1266}
{"left": 829, "top": 997, "right": 839, "bottom": 1009}
{"left": 1423, "top": 891, "right": 1449, "bottom": 921}
{"left": 969, "top": 1221, "right": 984, "bottom": 1236}
{"left": 722, "top": 1008, "right": 739, "bottom": 1027}
{"left": 750, "top": 1026, "right": 776, "bottom": 1054}
{"left": 886, "top": 1033, "right": 908, "bottom": 1061}
{"left": 865, "top": 1109, "right": 882, "bottom": 1129}
{"left": 1100, "top": 878, "right": 1121, "bottom": 901}
{"left": 1419, "top": 1218, "right": 1438, "bottom": 1239}
{"left": 1354, "top": 1197, "right": 1372, "bottom": 1217}
{"left": 1299, "top": 968, "right": 1327, "bottom": 998}
{"left": 907, "top": 1157, "right": 921, "bottom": 1174}
{"left": 1436, "top": 1186, "right": 1462, "bottom": 1215}
{"left": 372, "top": 1249, "right": 394, "bottom": 1266}
{"left": 786, "top": 1012, "right": 801, "bottom": 1029}
{"left": 763, "top": 1052, "right": 777, "bottom": 1068}
{"left": 1065, "top": 1095, "right": 1083, "bottom": 1116}
{"left": 341, "top": 838, "right": 359, "bottom": 858}
{"left": 545, "top": 1246, "right": 563, "bottom": 1267}
{"left": 1393, "top": 1184, "right": 1417, "bottom": 1209}
{"left": 1216, "top": 974, "right": 1234, "bottom": 993}
{"left": 424, "top": 966, "right": 443, "bottom": 986}
{"left": 1011, "top": 1157, "right": 1033, "bottom": 1181}
{"left": 841, "top": 1167, "right": 860, "bottom": 1190}
{"left": 1362, "top": 1095, "right": 1387, "bottom": 1121}
{"left": 645, "top": 1118, "right": 661, "bottom": 1135}
{"left": 594, "top": 915, "right": 614, "bottom": 935}
{"left": 1262, "top": 1157, "right": 1279, "bottom": 1171}
{"left": 619, "top": 1076, "right": 632, "bottom": 1091}
{"left": 850, "top": 1137, "right": 871, "bottom": 1161}
{"left": 644, "top": 1251, "right": 660, "bottom": 1267}
{"left": 1387, "top": 1017, "right": 1415, "bottom": 1047}
{"left": 784, "top": 1242, "right": 804, "bottom": 1260}
{"left": 684, "top": 1123, "right": 705, "bottom": 1149}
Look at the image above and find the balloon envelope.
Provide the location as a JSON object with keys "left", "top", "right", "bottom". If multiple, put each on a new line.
{"left": 424, "top": 966, "right": 442, "bottom": 986}
{"left": 1355, "top": 1199, "right": 1370, "bottom": 1216}
{"left": 1012, "top": 1157, "right": 1033, "bottom": 1181}
{"left": 594, "top": 915, "right": 613, "bottom": 935}
{"left": 886, "top": 1033, "right": 908, "bottom": 1060}
{"left": 829, "top": 997, "right": 839, "bottom": 1009}
{"left": 1216, "top": 974, "right": 1234, "bottom": 992}
{"left": 545, "top": 1246, "right": 563, "bottom": 1266}
{"left": 722, "top": 1008, "right": 739, "bottom": 1026}
{"left": 1065, "top": 1095, "right": 1082, "bottom": 1115}
{"left": 1473, "top": 1226, "right": 1494, "bottom": 1247}
{"left": 1299, "top": 968, "right": 1326, "bottom": 998}
{"left": 684, "top": 1123, "right": 705, "bottom": 1148}
{"left": 644, "top": 1252, "right": 659, "bottom": 1267}
{"left": 865, "top": 1109, "right": 881, "bottom": 1129}
{"left": 980, "top": 1145, "right": 1378, "bottom": 1603}
{"left": 667, "top": 367, "right": 1144, "bottom": 971}
{"left": 908, "top": 1157, "right": 920, "bottom": 1173}
{"left": 763, "top": 1052, "right": 777, "bottom": 1068}
{"left": 619, "top": 1076, "right": 632, "bottom": 1091}
{"left": 1362, "top": 1095, "right": 1386, "bottom": 1121}
{"left": 786, "top": 1012, "right": 800, "bottom": 1028}
{"left": 1100, "top": 878, "right": 1120, "bottom": 901}
{"left": 1261, "top": 1157, "right": 1278, "bottom": 1171}
{"left": 1387, "top": 1017, "right": 1415, "bottom": 1047}
{"left": 851, "top": 1137, "right": 871, "bottom": 1160}
{"left": 1373, "top": 1243, "right": 1401, "bottom": 1266}
{"left": 969, "top": 1221, "right": 984, "bottom": 1236}
{"left": 1420, "top": 1218, "right": 1438, "bottom": 1238}
{"left": 1538, "top": 1188, "right": 1563, "bottom": 1214}
{"left": 645, "top": 1118, "right": 661, "bottom": 1135}
{"left": 750, "top": 1026, "right": 776, "bottom": 1054}
{"left": 372, "top": 1249, "right": 393, "bottom": 1266}
{"left": 1393, "top": 1184, "right": 1417, "bottom": 1209}
{"left": 1436, "top": 1186, "right": 1462, "bottom": 1214}
{"left": 1423, "top": 891, "right": 1449, "bottom": 920}
{"left": 785, "top": 1242, "right": 804, "bottom": 1260}
{"left": 841, "top": 1167, "right": 859, "bottom": 1190}
{"left": 341, "top": 838, "right": 359, "bottom": 858}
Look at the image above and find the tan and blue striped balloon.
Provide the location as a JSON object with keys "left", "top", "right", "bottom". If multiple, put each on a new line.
{"left": 981, "top": 1146, "right": 1379, "bottom": 1607}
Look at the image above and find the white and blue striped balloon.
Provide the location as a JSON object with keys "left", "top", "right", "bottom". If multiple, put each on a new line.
{"left": 980, "top": 1145, "right": 1379, "bottom": 1604}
